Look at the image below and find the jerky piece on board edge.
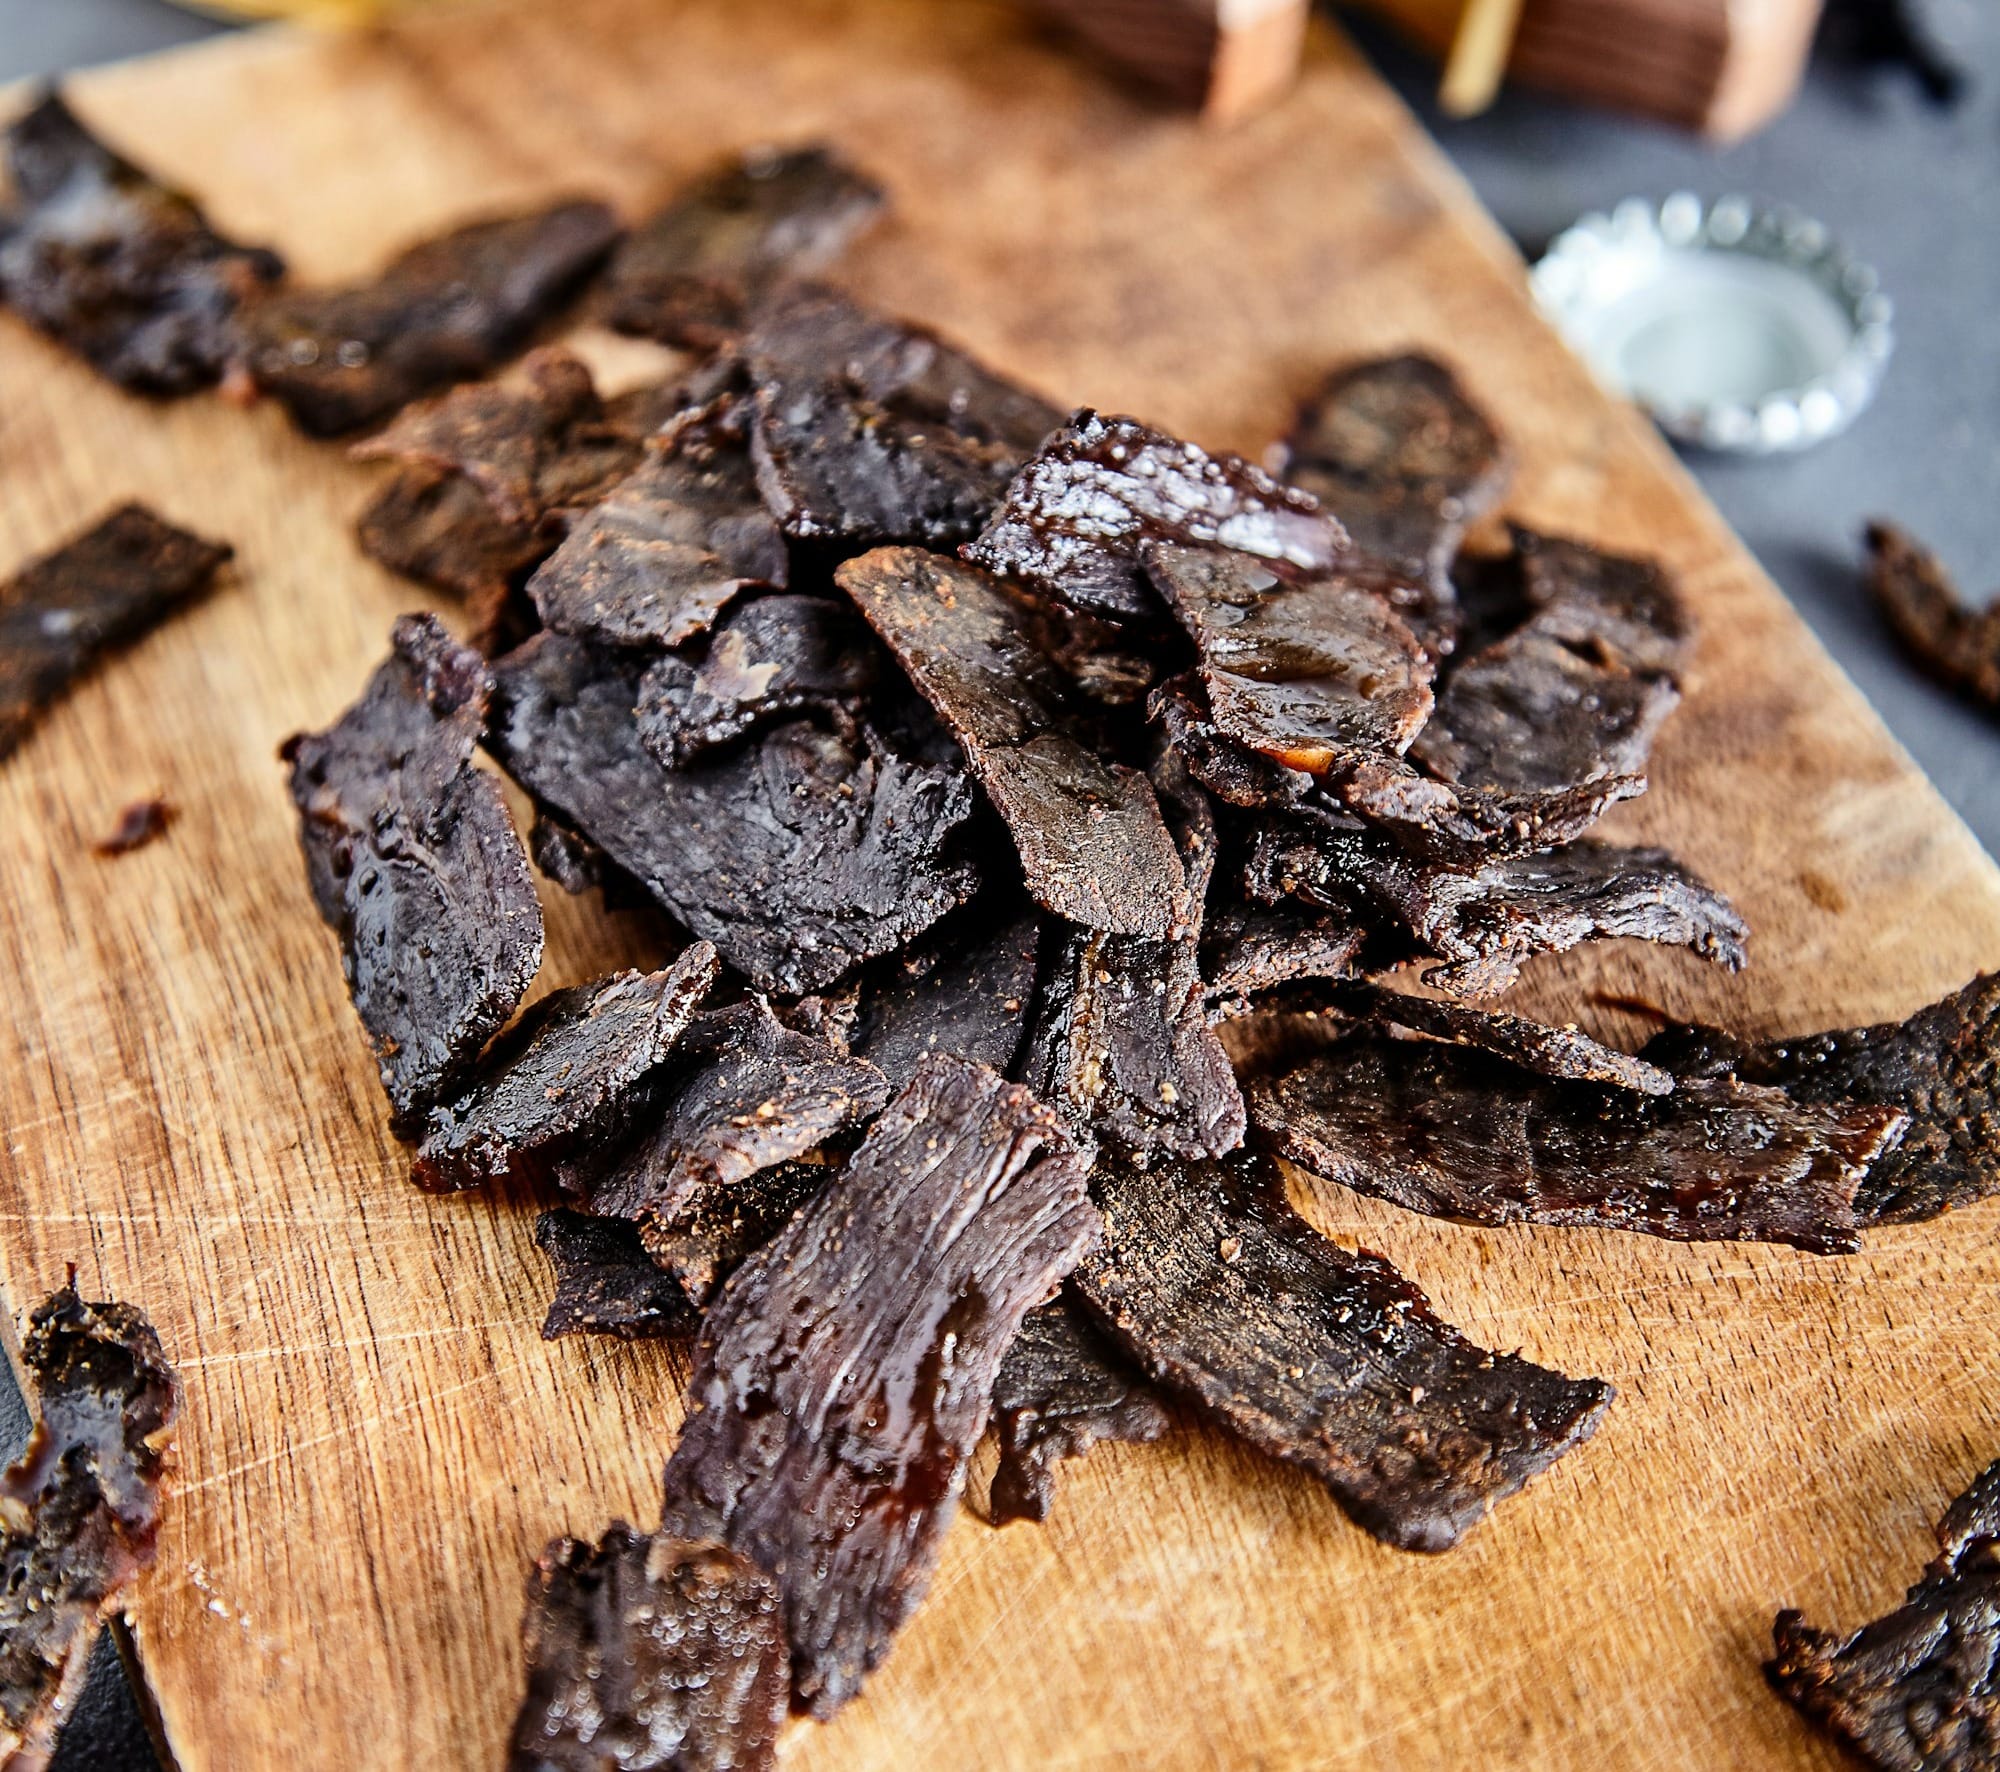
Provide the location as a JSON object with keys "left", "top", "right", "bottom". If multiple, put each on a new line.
{"left": 283, "top": 615, "right": 545, "bottom": 1131}
{"left": 1076, "top": 1151, "right": 1609, "bottom": 1553}
{"left": 989, "top": 1297, "right": 1171, "bottom": 1527}
{"left": 837, "top": 547, "right": 1187, "bottom": 939}
{"left": 1768, "top": 1456, "right": 2000, "bottom": 1772}
{"left": 533, "top": 1210, "right": 698, "bottom": 1341}
{"left": 1643, "top": 972, "right": 2000, "bottom": 1225}
{"left": 509, "top": 1524, "right": 788, "bottom": 1772}
{"left": 966, "top": 410, "right": 1348, "bottom": 623}
{"left": 415, "top": 947, "right": 718, "bottom": 1192}
{"left": 661, "top": 1054, "right": 1101, "bottom": 1718}
{"left": 0, "top": 91, "right": 284, "bottom": 395}
{"left": 1, "top": 502, "right": 231, "bottom": 764}
{"left": 487, "top": 633, "right": 980, "bottom": 995}
{"left": 1252, "top": 1041, "right": 1903, "bottom": 1255}
{"left": 0, "top": 1283, "right": 178, "bottom": 1772}
{"left": 241, "top": 199, "right": 620, "bottom": 437}
{"left": 601, "top": 145, "right": 885, "bottom": 348}
{"left": 1865, "top": 519, "right": 2000, "bottom": 711}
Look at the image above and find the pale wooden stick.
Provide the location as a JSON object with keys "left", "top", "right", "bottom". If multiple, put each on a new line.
{"left": 1439, "top": 0, "right": 1526, "bottom": 116}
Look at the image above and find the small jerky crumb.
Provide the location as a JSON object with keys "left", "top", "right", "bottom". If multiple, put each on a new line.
{"left": 93, "top": 796, "right": 174, "bottom": 856}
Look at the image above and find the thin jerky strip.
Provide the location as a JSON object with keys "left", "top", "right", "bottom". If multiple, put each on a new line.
{"left": 837, "top": 546, "right": 1186, "bottom": 939}
{"left": 487, "top": 633, "right": 979, "bottom": 994}
{"left": 509, "top": 1525, "right": 788, "bottom": 1772}
{"left": 1075, "top": 1151, "right": 1610, "bottom": 1553}
{"left": 1, "top": 502, "right": 230, "bottom": 763}
{"left": 242, "top": 199, "right": 620, "bottom": 436}
{"left": 0, "top": 91, "right": 283, "bottom": 394}
{"left": 662, "top": 1054, "right": 1101, "bottom": 1717}
{"left": 415, "top": 948, "right": 718, "bottom": 1192}
{"left": 0, "top": 1284, "right": 178, "bottom": 1771}
{"left": 1201, "top": 902, "right": 1365, "bottom": 1001}
{"left": 1768, "top": 1457, "right": 2000, "bottom": 1772}
{"left": 1867, "top": 519, "right": 2000, "bottom": 710}
{"left": 1253, "top": 1041, "right": 1901, "bottom": 1255}
{"left": 533, "top": 1210, "right": 698, "bottom": 1341}
{"left": 1643, "top": 972, "right": 2000, "bottom": 1225}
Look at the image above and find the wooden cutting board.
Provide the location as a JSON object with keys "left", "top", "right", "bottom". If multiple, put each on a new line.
{"left": 1, "top": 2, "right": 1995, "bottom": 1767}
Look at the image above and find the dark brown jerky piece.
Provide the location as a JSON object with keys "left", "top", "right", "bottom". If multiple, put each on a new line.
{"left": 1768, "top": 1458, "right": 2000, "bottom": 1772}
{"left": 601, "top": 146, "right": 885, "bottom": 347}
{"left": 356, "top": 464, "right": 550, "bottom": 624}
{"left": 0, "top": 92, "right": 283, "bottom": 394}
{"left": 1, "top": 502, "right": 230, "bottom": 763}
{"left": 487, "top": 634, "right": 978, "bottom": 994}
{"left": 529, "top": 404, "right": 788, "bottom": 649}
{"left": 510, "top": 1524, "right": 788, "bottom": 1772}
{"left": 640, "top": 1160, "right": 828, "bottom": 1308}
{"left": 92, "top": 796, "right": 173, "bottom": 856}
{"left": 966, "top": 410, "right": 1347, "bottom": 622}
{"left": 1143, "top": 541, "right": 1433, "bottom": 774}
{"left": 1333, "top": 750, "right": 1645, "bottom": 864}
{"left": 1644, "top": 973, "right": 2000, "bottom": 1225}
{"left": 0, "top": 1284, "right": 178, "bottom": 1770}
{"left": 635, "top": 594, "right": 877, "bottom": 769}
{"left": 414, "top": 949, "right": 718, "bottom": 1192}
{"left": 1511, "top": 526, "right": 1694, "bottom": 679}
{"left": 1201, "top": 901, "right": 1366, "bottom": 1000}
{"left": 1149, "top": 673, "right": 1313, "bottom": 810}
{"left": 1865, "top": 520, "right": 2000, "bottom": 710}
{"left": 837, "top": 547, "right": 1185, "bottom": 938}
{"left": 283, "top": 615, "right": 544, "bottom": 1130}
{"left": 989, "top": 1298, "right": 1170, "bottom": 1527}
{"left": 1074, "top": 1151, "right": 1610, "bottom": 1553}
{"left": 848, "top": 901, "right": 1043, "bottom": 1089}
{"left": 661, "top": 1054, "right": 1101, "bottom": 1717}
{"left": 1253, "top": 1041, "right": 1902, "bottom": 1255}
{"left": 242, "top": 200, "right": 619, "bottom": 436}
{"left": 533, "top": 1210, "right": 697, "bottom": 1341}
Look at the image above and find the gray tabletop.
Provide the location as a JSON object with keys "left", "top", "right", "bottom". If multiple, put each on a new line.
{"left": 1, "top": 4, "right": 1995, "bottom": 1768}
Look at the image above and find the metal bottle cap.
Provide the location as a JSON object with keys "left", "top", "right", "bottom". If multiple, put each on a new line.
{"left": 1531, "top": 194, "right": 1894, "bottom": 455}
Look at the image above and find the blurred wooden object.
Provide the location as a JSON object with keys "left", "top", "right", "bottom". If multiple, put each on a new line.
{"left": 1016, "top": 0, "right": 1312, "bottom": 119}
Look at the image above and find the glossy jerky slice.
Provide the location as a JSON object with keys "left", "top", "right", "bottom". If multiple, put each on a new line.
{"left": 0, "top": 91, "right": 283, "bottom": 394}
{"left": 1143, "top": 541, "right": 1433, "bottom": 774}
{"left": 1253, "top": 1042, "right": 1901, "bottom": 1255}
{"left": 661, "top": 1054, "right": 1101, "bottom": 1717}
{"left": 414, "top": 948, "right": 718, "bottom": 1191}
{"left": 989, "top": 1297, "right": 1171, "bottom": 1526}
{"left": 509, "top": 1524, "right": 788, "bottom": 1772}
{"left": 0, "top": 1284, "right": 177, "bottom": 1771}
{"left": 0, "top": 502, "right": 230, "bottom": 763}
{"left": 640, "top": 1160, "right": 829, "bottom": 1309}
{"left": 242, "top": 199, "right": 620, "bottom": 436}
{"left": 529, "top": 404, "right": 788, "bottom": 649}
{"left": 1149, "top": 673, "right": 1313, "bottom": 810}
{"left": 1643, "top": 972, "right": 2000, "bottom": 1225}
{"left": 1865, "top": 519, "right": 2000, "bottom": 710}
{"left": 848, "top": 900, "right": 1043, "bottom": 1089}
{"left": 635, "top": 594, "right": 878, "bottom": 768}
{"left": 601, "top": 146, "right": 885, "bottom": 347}
{"left": 836, "top": 547, "right": 1186, "bottom": 938}
{"left": 1768, "top": 1457, "right": 2000, "bottom": 1772}
{"left": 966, "top": 410, "right": 1348, "bottom": 622}
{"left": 1074, "top": 1150, "right": 1610, "bottom": 1553}
{"left": 487, "top": 633, "right": 979, "bottom": 993}
{"left": 282, "top": 615, "right": 544, "bottom": 1129}
{"left": 533, "top": 1210, "right": 697, "bottom": 1341}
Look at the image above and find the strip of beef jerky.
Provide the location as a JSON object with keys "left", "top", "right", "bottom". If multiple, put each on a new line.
{"left": 529, "top": 401, "right": 788, "bottom": 649}
{"left": 1332, "top": 750, "right": 1645, "bottom": 863}
{"left": 92, "top": 795, "right": 173, "bottom": 856}
{"left": 661, "top": 1054, "right": 1101, "bottom": 1717}
{"left": 639, "top": 1160, "right": 828, "bottom": 1309}
{"left": 1149, "top": 673, "right": 1313, "bottom": 809}
{"left": 283, "top": 615, "right": 544, "bottom": 1129}
{"left": 601, "top": 145, "right": 885, "bottom": 347}
{"left": 1865, "top": 519, "right": 2000, "bottom": 710}
{"left": 1274, "top": 355, "right": 1509, "bottom": 657}
{"left": 414, "top": 948, "right": 718, "bottom": 1191}
{"left": 1253, "top": 1041, "right": 1903, "bottom": 1254}
{"left": 966, "top": 410, "right": 1347, "bottom": 622}
{"left": 0, "top": 1284, "right": 177, "bottom": 1771}
{"left": 356, "top": 464, "right": 551, "bottom": 624}
{"left": 1511, "top": 525, "right": 1694, "bottom": 679}
{"left": 1201, "top": 902, "right": 1366, "bottom": 1000}
{"left": 848, "top": 901, "right": 1042, "bottom": 1089}
{"left": 836, "top": 547, "right": 1186, "bottom": 938}
{"left": 0, "top": 92, "right": 283, "bottom": 394}
{"left": 1074, "top": 1151, "right": 1609, "bottom": 1553}
{"left": 1643, "top": 973, "right": 2000, "bottom": 1225}
{"left": 533, "top": 1210, "right": 698, "bottom": 1341}
{"left": 1142, "top": 540, "right": 1433, "bottom": 774}
{"left": 242, "top": 199, "right": 620, "bottom": 436}
{"left": 635, "top": 593, "right": 877, "bottom": 769}
{"left": 989, "top": 1297, "right": 1171, "bottom": 1527}
{"left": 487, "top": 633, "right": 979, "bottom": 993}
{"left": 510, "top": 1524, "right": 788, "bottom": 1772}
{"left": 1768, "top": 1457, "right": 2000, "bottom": 1772}
{"left": 1, "top": 502, "right": 230, "bottom": 763}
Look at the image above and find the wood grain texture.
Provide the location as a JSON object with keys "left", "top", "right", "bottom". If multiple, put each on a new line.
{"left": 0, "top": 3, "right": 1994, "bottom": 1767}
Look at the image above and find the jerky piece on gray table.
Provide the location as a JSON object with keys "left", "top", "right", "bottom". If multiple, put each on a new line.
{"left": 662, "top": 1054, "right": 1101, "bottom": 1717}
{"left": 1865, "top": 519, "right": 2000, "bottom": 711}
{"left": 533, "top": 1210, "right": 698, "bottom": 1341}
